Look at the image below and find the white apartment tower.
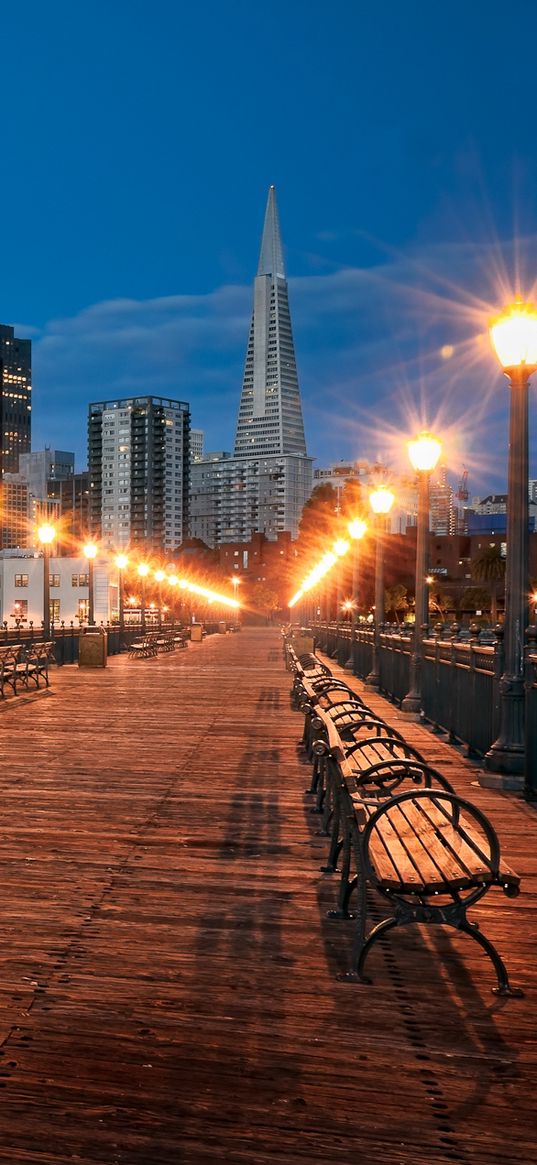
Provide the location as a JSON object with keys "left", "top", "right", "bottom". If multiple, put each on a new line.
{"left": 88, "top": 396, "right": 190, "bottom": 553}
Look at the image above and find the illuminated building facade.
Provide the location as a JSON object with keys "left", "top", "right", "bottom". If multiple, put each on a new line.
{"left": 0, "top": 324, "right": 31, "bottom": 476}
{"left": 88, "top": 395, "right": 191, "bottom": 552}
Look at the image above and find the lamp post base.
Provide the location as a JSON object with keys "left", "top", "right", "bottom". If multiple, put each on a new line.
{"left": 482, "top": 672, "right": 525, "bottom": 788}
{"left": 478, "top": 766, "right": 524, "bottom": 793}
{"left": 364, "top": 670, "right": 379, "bottom": 689}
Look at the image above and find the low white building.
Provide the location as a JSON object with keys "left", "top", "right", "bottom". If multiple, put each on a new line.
{"left": 0, "top": 551, "right": 117, "bottom": 628}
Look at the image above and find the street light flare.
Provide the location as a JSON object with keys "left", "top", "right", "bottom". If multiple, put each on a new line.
{"left": 348, "top": 518, "right": 367, "bottom": 539}
{"left": 369, "top": 487, "right": 395, "bottom": 516}
{"left": 408, "top": 431, "right": 442, "bottom": 473}
{"left": 37, "top": 523, "right": 56, "bottom": 545}
{"left": 83, "top": 542, "right": 98, "bottom": 559}
{"left": 115, "top": 554, "right": 128, "bottom": 570}
{"left": 490, "top": 298, "right": 537, "bottom": 371}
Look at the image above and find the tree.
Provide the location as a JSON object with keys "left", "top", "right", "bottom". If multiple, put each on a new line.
{"left": 460, "top": 586, "right": 491, "bottom": 614}
{"left": 295, "top": 483, "right": 339, "bottom": 562}
{"left": 471, "top": 546, "right": 506, "bottom": 624}
{"left": 384, "top": 584, "right": 409, "bottom": 626}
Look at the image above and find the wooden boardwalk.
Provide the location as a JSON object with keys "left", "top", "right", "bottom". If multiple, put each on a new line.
{"left": 0, "top": 627, "right": 535, "bottom": 1164}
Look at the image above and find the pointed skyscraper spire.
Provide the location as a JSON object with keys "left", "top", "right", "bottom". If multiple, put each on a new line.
{"left": 257, "top": 185, "right": 286, "bottom": 279}
{"left": 234, "top": 187, "right": 307, "bottom": 459}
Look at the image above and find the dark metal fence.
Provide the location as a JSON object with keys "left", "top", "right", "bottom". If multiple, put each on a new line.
{"left": 312, "top": 622, "right": 500, "bottom": 759}
{"left": 525, "top": 630, "right": 537, "bottom": 798}
{"left": 0, "top": 621, "right": 183, "bottom": 665}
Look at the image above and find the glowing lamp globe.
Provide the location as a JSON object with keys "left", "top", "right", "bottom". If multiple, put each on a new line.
{"left": 115, "top": 554, "right": 128, "bottom": 570}
{"left": 154, "top": 570, "right": 165, "bottom": 582}
{"left": 369, "top": 486, "right": 395, "bottom": 515}
{"left": 138, "top": 563, "right": 149, "bottom": 578}
{"left": 333, "top": 538, "right": 350, "bottom": 557}
{"left": 408, "top": 431, "right": 442, "bottom": 474}
{"left": 83, "top": 542, "right": 98, "bottom": 559}
{"left": 37, "top": 523, "right": 56, "bottom": 545}
{"left": 348, "top": 518, "right": 367, "bottom": 540}
{"left": 490, "top": 299, "right": 537, "bottom": 371}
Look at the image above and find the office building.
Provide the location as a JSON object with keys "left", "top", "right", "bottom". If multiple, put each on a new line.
{"left": 0, "top": 324, "right": 31, "bottom": 477}
{"left": 190, "top": 187, "right": 312, "bottom": 546}
{"left": 88, "top": 396, "right": 190, "bottom": 553}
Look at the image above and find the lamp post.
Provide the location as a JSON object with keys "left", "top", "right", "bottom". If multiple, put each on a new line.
{"left": 366, "top": 485, "right": 395, "bottom": 687}
{"left": 115, "top": 554, "right": 128, "bottom": 633}
{"left": 154, "top": 569, "right": 165, "bottom": 628}
{"left": 484, "top": 299, "right": 537, "bottom": 780}
{"left": 138, "top": 563, "right": 149, "bottom": 632}
{"left": 83, "top": 541, "right": 98, "bottom": 626}
{"left": 345, "top": 519, "right": 367, "bottom": 669}
{"left": 37, "top": 523, "right": 56, "bottom": 639}
{"left": 402, "top": 431, "right": 441, "bottom": 715}
{"left": 230, "top": 576, "right": 241, "bottom": 624}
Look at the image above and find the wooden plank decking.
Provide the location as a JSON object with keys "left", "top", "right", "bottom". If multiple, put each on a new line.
{"left": 0, "top": 627, "right": 535, "bottom": 1164}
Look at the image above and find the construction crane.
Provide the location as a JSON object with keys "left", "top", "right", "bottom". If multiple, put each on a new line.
{"left": 457, "top": 468, "right": 469, "bottom": 502}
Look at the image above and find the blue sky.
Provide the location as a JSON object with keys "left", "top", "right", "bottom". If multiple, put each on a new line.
{"left": 3, "top": 0, "right": 537, "bottom": 492}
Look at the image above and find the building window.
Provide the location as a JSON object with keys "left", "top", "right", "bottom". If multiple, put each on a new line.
{"left": 78, "top": 598, "right": 89, "bottom": 620}
{"left": 50, "top": 599, "right": 60, "bottom": 623}
{"left": 72, "top": 574, "right": 79, "bottom": 587}
{"left": 14, "top": 574, "right": 29, "bottom": 587}
{"left": 79, "top": 573, "right": 89, "bottom": 586}
{"left": 50, "top": 574, "right": 61, "bottom": 588}
{"left": 11, "top": 599, "right": 28, "bottom": 618}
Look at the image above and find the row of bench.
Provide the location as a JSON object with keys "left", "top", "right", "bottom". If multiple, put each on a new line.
{"left": 286, "top": 638, "right": 522, "bottom": 997}
{"left": 128, "top": 629, "right": 189, "bottom": 659}
{"left": 0, "top": 642, "right": 55, "bottom": 698}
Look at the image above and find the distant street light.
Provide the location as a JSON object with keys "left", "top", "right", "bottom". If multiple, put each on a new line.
{"left": 37, "top": 523, "right": 56, "bottom": 639}
{"left": 402, "top": 431, "right": 441, "bottom": 714}
{"left": 484, "top": 298, "right": 537, "bottom": 781}
{"left": 115, "top": 554, "right": 129, "bottom": 633}
{"left": 345, "top": 518, "right": 367, "bottom": 669}
{"left": 83, "top": 541, "right": 98, "bottom": 626}
{"left": 366, "top": 485, "right": 395, "bottom": 687}
{"left": 138, "top": 563, "right": 150, "bottom": 632}
{"left": 154, "top": 569, "right": 165, "bottom": 627}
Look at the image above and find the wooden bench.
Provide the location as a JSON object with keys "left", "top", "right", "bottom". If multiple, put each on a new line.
{"left": 289, "top": 648, "right": 523, "bottom": 996}
{"left": 155, "top": 630, "right": 175, "bottom": 653}
{"left": 0, "top": 644, "right": 23, "bottom": 697}
{"left": 16, "top": 641, "right": 55, "bottom": 689}
{"left": 311, "top": 703, "right": 522, "bottom": 996}
{"left": 128, "top": 636, "right": 158, "bottom": 659}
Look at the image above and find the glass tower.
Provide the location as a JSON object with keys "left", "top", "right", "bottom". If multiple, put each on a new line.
{"left": 0, "top": 324, "right": 32, "bottom": 476}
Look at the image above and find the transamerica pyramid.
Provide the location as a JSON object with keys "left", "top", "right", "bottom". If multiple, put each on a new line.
{"left": 234, "top": 186, "right": 307, "bottom": 458}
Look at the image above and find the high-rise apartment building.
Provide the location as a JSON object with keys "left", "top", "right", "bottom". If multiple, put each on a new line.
{"left": 190, "top": 429, "right": 205, "bottom": 461}
{"left": 191, "top": 187, "right": 312, "bottom": 546}
{"left": 0, "top": 324, "right": 32, "bottom": 476}
{"left": 88, "top": 396, "right": 190, "bottom": 553}
{"left": 430, "top": 466, "right": 456, "bottom": 536}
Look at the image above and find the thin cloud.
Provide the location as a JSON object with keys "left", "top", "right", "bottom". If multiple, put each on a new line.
{"left": 23, "top": 235, "right": 537, "bottom": 493}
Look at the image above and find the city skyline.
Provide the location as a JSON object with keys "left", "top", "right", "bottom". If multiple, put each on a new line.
{"left": 3, "top": 2, "right": 537, "bottom": 492}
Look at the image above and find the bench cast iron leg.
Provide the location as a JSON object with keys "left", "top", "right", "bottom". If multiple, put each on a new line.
{"left": 457, "top": 918, "right": 524, "bottom": 997}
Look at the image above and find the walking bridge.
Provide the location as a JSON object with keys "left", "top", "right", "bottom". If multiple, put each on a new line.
{"left": 0, "top": 628, "right": 534, "bottom": 1163}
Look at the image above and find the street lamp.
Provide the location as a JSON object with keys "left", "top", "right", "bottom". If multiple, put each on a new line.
{"left": 484, "top": 298, "right": 537, "bottom": 779}
{"left": 115, "top": 554, "right": 129, "bottom": 633}
{"left": 138, "top": 563, "right": 150, "bottom": 632}
{"left": 230, "top": 576, "right": 241, "bottom": 625}
{"left": 83, "top": 541, "right": 98, "bottom": 625}
{"left": 366, "top": 485, "right": 395, "bottom": 687}
{"left": 345, "top": 518, "right": 367, "bottom": 669}
{"left": 402, "top": 431, "right": 441, "bottom": 714}
{"left": 154, "top": 569, "right": 165, "bottom": 628}
{"left": 37, "top": 523, "right": 56, "bottom": 639}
